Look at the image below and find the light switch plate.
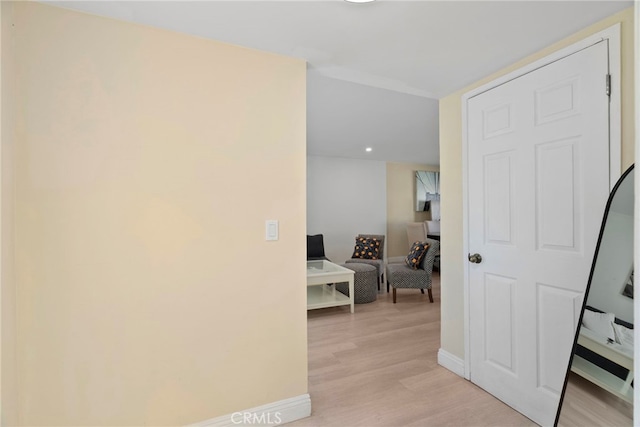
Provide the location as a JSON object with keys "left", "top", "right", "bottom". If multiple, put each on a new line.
{"left": 266, "top": 220, "right": 278, "bottom": 241}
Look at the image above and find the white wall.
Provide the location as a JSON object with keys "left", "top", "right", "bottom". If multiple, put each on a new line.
{"left": 307, "top": 155, "right": 387, "bottom": 263}
{"left": 587, "top": 211, "right": 634, "bottom": 324}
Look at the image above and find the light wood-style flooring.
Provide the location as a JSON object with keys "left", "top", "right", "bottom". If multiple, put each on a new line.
{"left": 557, "top": 372, "right": 632, "bottom": 426}
{"left": 289, "top": 273, "right": 537, "bottom": 427}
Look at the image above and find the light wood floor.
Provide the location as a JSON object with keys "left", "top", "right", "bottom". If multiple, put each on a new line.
{"left": 289, "top": 273, "right": 537, "bottom": 427}
{"left": 557, "top": 372, "right": 632, "bottom": 427}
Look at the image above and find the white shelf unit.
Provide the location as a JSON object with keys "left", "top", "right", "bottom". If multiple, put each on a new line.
{"left": 571, "top": 356, "right": 633, "bottom": 403}
{"left": 570, "top": 331, "right": 634, "bottom": 403}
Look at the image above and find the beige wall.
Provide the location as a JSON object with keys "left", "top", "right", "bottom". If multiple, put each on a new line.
{"left": 9, "top": 3, "right": 307, "bottom": 425}
{"left": 1, "top": 2, "right": 18, "bottom": 426}
{"left": 439, "top": 8, "right": 635, "bottom": 359}
{"left": 386, "top": 162, "right": 439, "bottom": 258}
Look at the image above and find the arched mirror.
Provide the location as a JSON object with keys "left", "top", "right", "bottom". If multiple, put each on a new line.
{"left": 556, "top": 164, "right": 635, "bottom": 426}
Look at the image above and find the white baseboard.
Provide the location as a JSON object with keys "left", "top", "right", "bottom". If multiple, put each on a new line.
{"left": 437, "top": 348, "right": 465, "bottom": 378}
{"left": 187, "top": 394, "right": 311, "bottom": 427}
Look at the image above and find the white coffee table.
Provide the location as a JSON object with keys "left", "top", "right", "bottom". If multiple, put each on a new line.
{"left": 306, "top": 260, "right": 355, "bottom": 313}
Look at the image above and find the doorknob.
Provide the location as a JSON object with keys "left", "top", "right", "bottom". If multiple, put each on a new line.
{"left": 468, "top": 253, "right": 483, "bottom": 264}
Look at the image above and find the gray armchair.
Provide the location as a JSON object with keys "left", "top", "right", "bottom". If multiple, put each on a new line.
{"left": 345, "top": 234, "right": 385, "bottom": 290}
{"left": 386, "top": 238, "right": 439, "bottom": 303}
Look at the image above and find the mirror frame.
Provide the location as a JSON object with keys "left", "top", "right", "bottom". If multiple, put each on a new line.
{"left": 554, "top": 163, "right": 636, "bottom": 425}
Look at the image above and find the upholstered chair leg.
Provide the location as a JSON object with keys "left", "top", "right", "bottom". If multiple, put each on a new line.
{"left": 428, "top": 288, "right": 434, "bottom": 303}
{"left": 420, "top": 289, "right": 425, "bottom": 294}
{"left": 393, "top": 288, "right": 396, "bottom": 303}
{"left": 386, "top": 279, "right": 390, "bottom": 293}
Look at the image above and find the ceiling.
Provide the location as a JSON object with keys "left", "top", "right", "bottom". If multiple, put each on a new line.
{"left": 46, "top": 0, "right": 632, "bottom": 164}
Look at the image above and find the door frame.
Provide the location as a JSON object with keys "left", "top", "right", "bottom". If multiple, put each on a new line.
{"left": 461, "top": 24, "right": 621, "bottom": 380}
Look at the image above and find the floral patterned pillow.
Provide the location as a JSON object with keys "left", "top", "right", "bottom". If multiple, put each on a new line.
{"left": 351, "top": 237, "right": 381, "bottom": 260}
{"left": 405, "top": 242, "right": 429, "bottom": 269}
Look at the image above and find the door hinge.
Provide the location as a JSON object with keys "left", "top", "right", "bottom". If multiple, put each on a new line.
{"left": 606, "top": 74, "right": 611, "bottom": 97}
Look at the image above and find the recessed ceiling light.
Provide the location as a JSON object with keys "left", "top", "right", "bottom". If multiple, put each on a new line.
{"left": 365, "top": 147, "right": 373, "bottom": 152}
{"left": 345, "top": 0, "right": 375, "bottom": 3}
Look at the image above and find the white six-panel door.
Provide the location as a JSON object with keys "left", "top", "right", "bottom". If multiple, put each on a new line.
{"left": 467, "top": 40, "right": 611, "bottom": 426}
